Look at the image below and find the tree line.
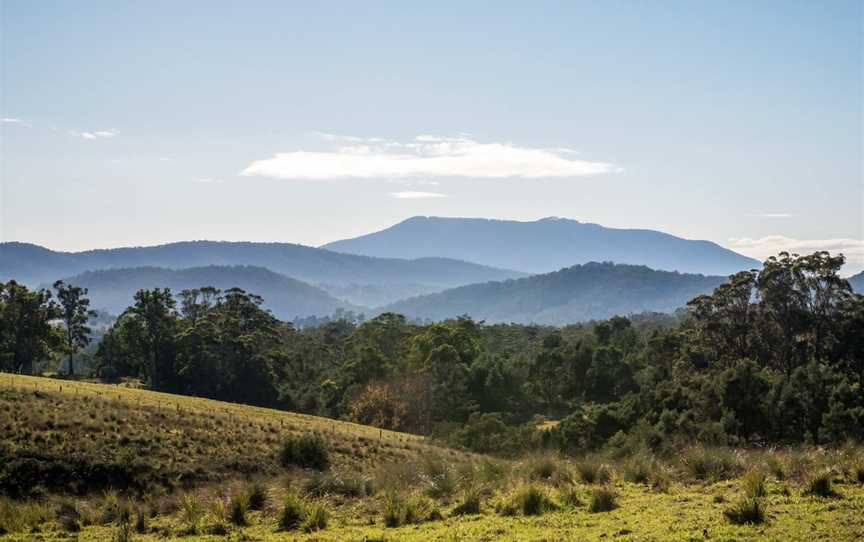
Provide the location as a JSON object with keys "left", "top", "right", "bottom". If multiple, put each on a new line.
{"left": 1, "top": 251, "right": 862, "bottom": 454}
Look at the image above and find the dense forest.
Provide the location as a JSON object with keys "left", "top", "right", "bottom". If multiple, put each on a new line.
{"left": 1, "top": 251, "right": 862, "bottom": 457}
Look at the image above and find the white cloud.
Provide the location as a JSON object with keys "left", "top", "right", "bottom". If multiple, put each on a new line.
{"left": 748, "top": 213, "right": 793, "bottom": 218}
{"left": 727, "top": 236, "right": 864, "bottom": 272}
{"left": 241, "top": 134, "right": 619, "bottom": 180}
{"left": 389, "top": 191, "right": 448, "bottom": 199}
{"left": 79, "top": 129, "right": 118, "bottom": 139}
{"left": 1, "top": 118, "right": 22, "bottom": 124}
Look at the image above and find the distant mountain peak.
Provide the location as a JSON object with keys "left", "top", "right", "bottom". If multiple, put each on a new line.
{"left": 322, "top": 216, "right": 760, "bottom": 276}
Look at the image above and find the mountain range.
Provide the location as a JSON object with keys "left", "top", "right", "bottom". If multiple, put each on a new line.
{"left": 323, "top": 216, "right": 760, "bottom": 276}
{"left": 384, "top": 262, "right": 725, "bottom": 325}
{"left": 60, "top": 266, "right": 354, "bottom": 320}
{"left": 0, "top": 241, "right": 525, "bottom": 306}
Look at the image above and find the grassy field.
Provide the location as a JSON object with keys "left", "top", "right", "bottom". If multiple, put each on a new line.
{"left": 1, "top": 375, "right": 863, "bottom": 541}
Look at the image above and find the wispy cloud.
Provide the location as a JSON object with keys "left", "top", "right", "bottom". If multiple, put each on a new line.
{"left": 748, "top": 213, "right": 794, "bottom": 218}
{"left": 389, "top": 191, "right": 448, "bottom": 199}
{"left": 79, "top": 129, "right": 118, "bottom": 140}
{"left": 241, "top": 134, "right": 620, "bottom": 181}
{"left": 727, "top": 235, "right": 864, "bottom": 271}
{"left": 1, "top": 118, "right": 22, "bottom": 124}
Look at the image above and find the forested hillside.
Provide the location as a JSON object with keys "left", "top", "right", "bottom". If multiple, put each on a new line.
{"left": 323, "top": 216, "right": 760, "bottom": 276}
{"left": 0, "top": 241, "right": 526, "bottom": 306}
{"left": 60, "top": 265, "right": 356, "bottom": 320}
{"left": 385, "top": 262, "right": 725, "bottom": 324}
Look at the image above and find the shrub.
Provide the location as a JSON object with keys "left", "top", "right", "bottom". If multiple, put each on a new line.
{"left": 682, "top": 446, "right": 742, "bottom": 481}
{"left": 278, "top": 492, "right": 306, "bottom": 531}
{"left": 724, "top": 497, "right": 766, "bottom": 524}
{"left": 301, "top": 501, "right": 329, "bottom": 532}
{"left": 805, "top": 469, "right": 838, "bottom": 498}
{"left": 229, "top": 493, "right": 248, "bottom": 526}
{"left": 587, "top": 487, "right": 617, "bottom": 513}
{"left": 741, "top": 469, "right": 767, "bottom": 499}
{"left": 575, "top": 459, "right": 612, "bottom": 485}
{"left": 280, "top": 433, "right": 330, "bottom": 471}
{"left": 245, "top": 482, "right": 268, "bottom": 510}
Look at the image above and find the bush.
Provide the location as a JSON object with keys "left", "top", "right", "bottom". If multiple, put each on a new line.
{"left": 587, "top": 487, "right": 617, "bottom": 513}
{"left": 301, "top": 501, "right": 329, "bottom": 532}
{"left": 805, "top": 469, "right": 838, "bottom": 498}
{"left": 280, "top": 433, "right": 330, "bottom": 471}
{"left": 575, "top": 459, "right": 612, "bottom": 484}
{"left": 724, "top": 497, "right": 766, "bottom": 524}
{"left": 682, "top": 447, "right": 742, "bottom": 481}
{"left": 278, "top": 492, "right": 306, "bottom": 531}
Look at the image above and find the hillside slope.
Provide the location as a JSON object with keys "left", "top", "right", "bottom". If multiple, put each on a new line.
{"left": 0, "top": 374, "right": 434, "bottom": 498}
{"left": 60, "top": 265, "right": 356, "bottom": 319}
{"left": 0, "top": 241, "right": 526, "bottom": 306}
{"left": 323, "top": 216, "right": 760, "bottom": 276}
{"left": 384, "top": 262, "right": 725, "bottom": 324}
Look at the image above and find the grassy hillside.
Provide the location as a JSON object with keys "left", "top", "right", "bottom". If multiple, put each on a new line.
{"left": 59, "top": 265, "right": 358, "bottom": 319}
{"left": 1, "top": 376, "right": 863, "bottom": 541}
{"left": 385, "top": 261, "right": 725, "bottom": 324}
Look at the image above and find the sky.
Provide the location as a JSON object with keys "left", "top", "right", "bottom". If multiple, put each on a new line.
{"left": 1, "top": 1, "right": 862, "bottom": 273}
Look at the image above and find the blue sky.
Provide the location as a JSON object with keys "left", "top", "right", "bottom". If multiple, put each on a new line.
{"left": 1, "top": 1, "right": 862, "bottom": 272}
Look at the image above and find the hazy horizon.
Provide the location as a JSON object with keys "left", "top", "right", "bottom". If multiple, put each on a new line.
{"left": 1, "top": 1, "right": 861, "bottom": 272}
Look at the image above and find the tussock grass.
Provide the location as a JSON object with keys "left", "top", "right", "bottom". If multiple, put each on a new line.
{"left": 805, "top": 469, "right": 838, "bottom": 498}
{"left": 741, "top": 469, "right": 767, "bottom": 499}
{"left": 587, "top": 487, "right": 618, "bottom": 513}
{"left": 575, "top": 459, "right": 612, "bottom": 485}
{"left": 277, "top": 491, "right": 306, "bottom": 531}
{"left": 301, "top": 501, "right": 329, "bottom": 532}
{"left": 512, "top": 485, "right": 558, "bottom": 516}
{"left": 304, "top": 470, "right": 372, "bottom": 497}
{"left": 681, "top": 446, "right": 742, "bottom": 481}
{"left": 724, "top": 497, "right": 766, "bottom": 524}
{"left": 451, "top": 487, "right": 482, "bottom": 516}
